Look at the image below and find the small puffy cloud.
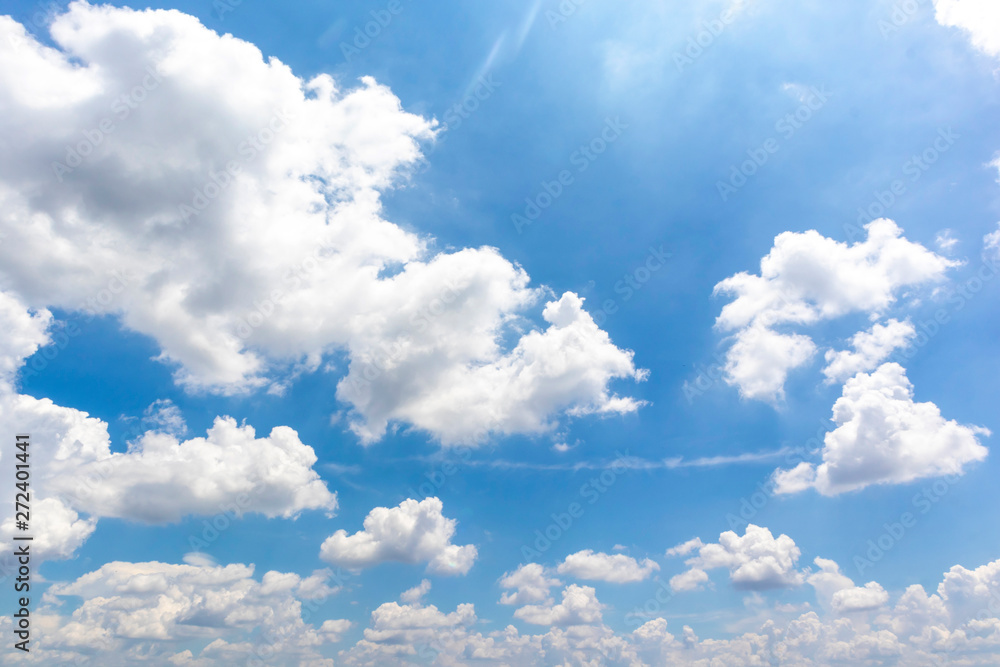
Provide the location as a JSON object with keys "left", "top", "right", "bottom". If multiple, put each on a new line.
{"left": 720, "top": 323, "right": 816, "bottom": 402}
{"left": 670, "top": 568, "right": 710, "bottom": 592}
{"left": 807, "top": 557, "right": 856, "bottom": 611}
{"left": 319, "top": 497, "right": 477, "bottom": 575}
{"left": 513, "top": 584, "right": 605, "bottom": 626}
{"left": 832, "top": 582, "right": 889, "bottom": 613}
{"left": 821, "top": 318, "right": 916, "bottom": 383}
{"left": 714, "top": 220, "right": 956, "bottom": 401}
{"left": 141, "top": 399, "right": 188, "bottom": 438}
{"left": 934, "top": 0, "right": 1000, "bottom": 58}
{"left": 671, "top": 524, "right": 803, "bottom": 592}
{"left": 986, "top": 224, "right": 1000, "bottom": 260}
{"left": 807, "top": 557, "right": 886, "bottom": 613}
{"left": 400, "top": 579, "right": 431, "bottom": 604}
{"left": 773, "top": 363, "right": 989, "bottom": 495}
{"left": 499, "top": 563, "right": 562, "bottom": 605}
{"left": 666, "top": 537, "right": 704, "bottom": 557}
{"left": 556, "top": 549, "right": 659, "bottom": 583}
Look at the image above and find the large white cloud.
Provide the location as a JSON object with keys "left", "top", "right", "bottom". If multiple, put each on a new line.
{"left": 713, "top": 220, "right": 956, "bottom": 401}
{"left": 934, "top": 0, "right": 1000, "bottom": 59}
{"left": 773, "top": 363, "right": 989, "bottom": 495}
{"left": 556, "top": 549, "right": 659, "bottom": 583}
{"left": 0, "top": 2, "right": 643, "bottom": 445}
{"left": 668, "top": 524, "right": 804, "bottom": 591}
{"left": 0, "top": 290, "right": 336, "bottom": 563}
{"left": 319, "top": 497, "right": 477, "bottom": 575}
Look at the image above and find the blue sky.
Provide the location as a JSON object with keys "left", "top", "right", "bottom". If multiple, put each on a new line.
{"left": 1, "top": 0, "right": 1000, "bottom": 664}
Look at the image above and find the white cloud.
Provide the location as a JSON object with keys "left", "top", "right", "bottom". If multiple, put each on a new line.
{"left": 333, "top": 552, "right": 1000, "bottom": 666}
{"left": 721, "top": 322, "right": 816, "bottom": 402}
{"left": 986, "top": 225, "right": 1000, "bottom": 260}
{"left": 41, "top": 559, "right": 346, "bottom": 665}
{"left": 773, "top": 363, "right": 989, "bottom": 495}
{"left": 556, "top": 549, "right": 659, "bottom": 583}
{"left": 499, "top": 563, "right": 561, "bottom": 605}
{"left": 714, "top": 220, "right": 956, "bottom": 401}
{"left": 56, "top": 417, "right": 337, "bottom": 523}
{"left": 670, "top": 524, "right": 804, "bottom": 591}
{"left": 141, "top": 399, "right": 188, "bottom": 438}
{"left": 0, "top": 3, "right": 643, "bottom": 446}
{"left": 513, "top": 584, "right": 605, "bottom": 626}
{"left": 0, "top": 290, "right": 336, "bottom": 561}
{"left": 30, "top": 551, "right": 1000, "bottom": 666}
{"left": 934, "top": 0, "right": 1000, "bottom": 58}
{"left": 319, "top": 497, "right": 477, "bottom": 575}
{"left": 821, "top": 318, "right": 916, "bottom": 383}
{"left": 833, "top": 582, "right": 890, "bottom": 613}
{"left": 400, "top": 579, "right": 431, "bottom": 604}
{"left": 669, "top": 568, "right": 710, "bottom": 592}
{"left": 806, "top": 557, "right": 889, "bottom": 613}
{"left": 666, "top": 537, "right": 704, "bottom": 557}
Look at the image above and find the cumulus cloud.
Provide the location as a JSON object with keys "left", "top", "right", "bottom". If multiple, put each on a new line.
{"left": 807, "top": 558, "right": 887, "bottom": 613}
{"left": 332, "top": 553, "right": 1000, "bottom": 667}
{"left": 400, "top": 579, "right": 431, "bottom": 604}
{"left": 821, "top": 318, "right": 916, "bottom": 384}
{"left": 556, "top": 549, "right": 659, "bottom": 583}
{"left": 513, "top": 584, "right": 605, "bottom": 626}
{"left": 773, "top": 363, "right": 989, "bottom": 495}
{"left": 22, "top": 551, "right": 1000, "bottom": 666}
{"left": 666, "top": 537, "right": 704, "bottom": 557}
{"left": 0, "top": 3, "right": 643, "bottom": 445}
{"left": 39, "top": 559, "right": 348, "bottom": 665}
{"left": 934, "top": 0, "right": 1000, "bottom": 58}
{"left": 0, "top": 290, "right": 336, "bottom": 561}
{"left": 714, "top": 220, "right": 956, "bottom": 401}
{"left": 319, "top": 497, "right": 477, "bottom": 575}
{"left": 833, "top": 582, "right": 890, "bottom": 613}
{"left": 669, "top": 524, "right": 804, "bottom": 592}
{"left": 499, "top": 563, "right": 562, "bottom": 605}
